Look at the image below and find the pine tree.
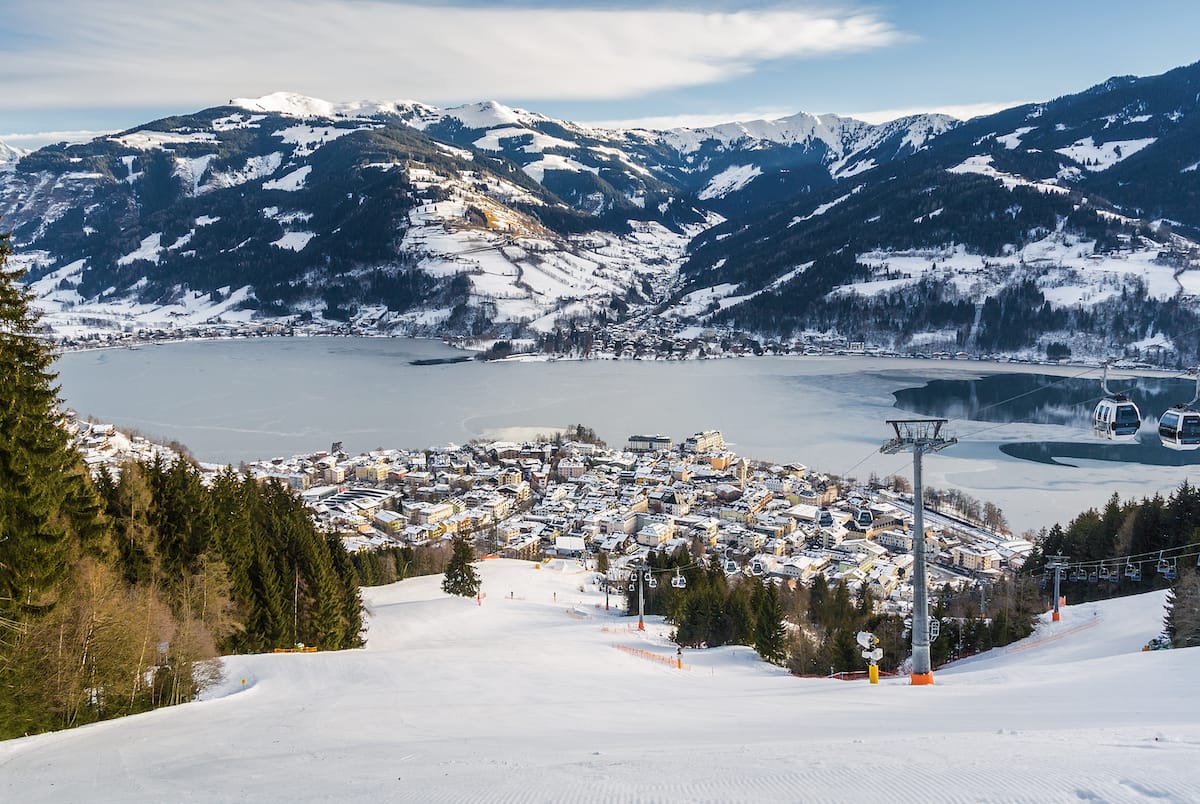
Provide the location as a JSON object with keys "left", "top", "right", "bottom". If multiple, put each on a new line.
{"left": 0, "top": 230, "right": 116, "bottom": 736}
{"left": 442, "top": 537, "right": 481, "bottom": 597}
{"left": 0, "top": 231, "right": 106, "bottom": 620}
{"left": 753, "top": 579, "right": 787, "bottom": 665}
{"left": 1165, "top": 568, "right": 1200, "bottom": 648}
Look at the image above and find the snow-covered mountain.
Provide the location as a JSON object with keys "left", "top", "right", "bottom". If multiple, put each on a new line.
{"left": 671, "top": 61, "right": 1200, "bottom": 364}
{"left": 0, "top": 139, "right": 25, "bottom": 172}
{"left": 0, "top": 91, "right": 954, "bottom": 339}
{"left": 2, "top": 61, "right": 1200, "bottom": 354}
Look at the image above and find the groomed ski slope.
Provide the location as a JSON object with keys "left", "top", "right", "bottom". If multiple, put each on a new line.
{"left": 1, "top": 559, "right": 1196, "bottom": 803}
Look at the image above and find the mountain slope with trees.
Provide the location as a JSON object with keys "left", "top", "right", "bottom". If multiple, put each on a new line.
{"left": 0, "top": 232, "right": 363, "bottom": 738}
{"left": 2, "top": 63, "right": 1200, "bottom": 357}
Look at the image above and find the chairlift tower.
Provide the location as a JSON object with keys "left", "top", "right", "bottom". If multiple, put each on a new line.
{"left": 1045, "top": 555, "right": 1070, "bottom": 623}
{"left": 881, "top": 419, "right": 956, "bottom": 685}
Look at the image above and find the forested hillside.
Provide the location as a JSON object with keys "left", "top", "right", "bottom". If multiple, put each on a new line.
{"left": 0, "top": 232, "right": 362, "bottom": 738}
{"left": 1025, "top": 481, "right": 1200, "bottom": 646}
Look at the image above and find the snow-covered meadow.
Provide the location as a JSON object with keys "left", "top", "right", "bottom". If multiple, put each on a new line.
{"left": 1, "top": 559, "right": 1194, "bottom": 802}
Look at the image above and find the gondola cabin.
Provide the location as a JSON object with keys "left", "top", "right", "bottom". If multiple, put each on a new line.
{"left": 1092, "top": 396, "right": 1141, "bottom": 441}
{"left": 1158, "top": 406, "right": 1200, "bottom": 450}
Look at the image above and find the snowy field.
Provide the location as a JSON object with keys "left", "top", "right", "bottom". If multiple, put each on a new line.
{"left": 1, "top": 559, "right": 1195, "bottom": 803}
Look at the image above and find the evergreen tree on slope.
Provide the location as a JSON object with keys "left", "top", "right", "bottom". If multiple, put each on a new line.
{"left": 442, "top": 537, "right": 481, "bottom": 597}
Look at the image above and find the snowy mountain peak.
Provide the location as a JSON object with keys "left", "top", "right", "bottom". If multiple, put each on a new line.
{"left": 229, "top": 91, "right": 431, "bottom": 120}
{"left": 0, "top": 139, "right": 26, "bottom": 172}
{"left": 442, "top": 100, "right": 549, "bottom": 130}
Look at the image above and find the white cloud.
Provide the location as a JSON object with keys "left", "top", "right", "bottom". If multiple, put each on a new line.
{"left": 842, "top": 101, "right": 1027, "bottom": 124}
{"left": 2, "top": 2, "right": 905, "bottom": 111}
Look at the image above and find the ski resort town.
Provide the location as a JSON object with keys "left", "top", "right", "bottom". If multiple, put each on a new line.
{"left": 68, "top": 417, "right": 1032, "bottom": 613}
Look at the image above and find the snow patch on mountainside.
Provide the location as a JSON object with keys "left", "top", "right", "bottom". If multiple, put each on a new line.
{"left": 211, "top": 112, "right": 265, "bottom": 131}
{"left": 698, "top": 165, "right": 762, "bottom": 200}
{"left": 996, "top": 126, "right": 1036, "bottom": 149}
{"left": 521, "top": 154, "right": 599, "bottom": 183}
{"left": 274, "top": 125, "right": 361, "bottom": 158}
{"left": 948, "top": 155, "right": 1070, "bottom": 195}
{"left": 263, "top": 165, "right": 312, "bottom": 191}
{"left": 173, "top": 155, "right": 216, "bottom": 196}
{"left": 117, "top": 233, "right": 164, "bottom": 266}
{"left": 1054, "top": 137, "right": 1156, "bottom": 171}
{"left": 472, "top": 126, "right": 576, "bottom": 154}
{"left": 114, "top": 130, "right": 217, "bottom": 150}
{"left": 271, "top": 231, "right": 315, "bottom": 251}
{"left": 667, "top": 261, "right": 813, "bottom": 320}
{"left": 201, "top": 153, "right": 284, "bottom": 193}
{"left": 789, "top": 187, "right": 861, "bottom": 226}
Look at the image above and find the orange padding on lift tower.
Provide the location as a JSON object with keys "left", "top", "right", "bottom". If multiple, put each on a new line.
{"left": 910, "top": 672, "right": 935, "bottom": 685}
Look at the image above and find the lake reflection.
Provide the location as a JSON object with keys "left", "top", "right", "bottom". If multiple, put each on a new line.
{"left": 894, "top": 373, "right": 1200, "bottom": 467}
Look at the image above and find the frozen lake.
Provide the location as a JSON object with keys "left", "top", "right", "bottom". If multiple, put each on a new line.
{"left": 54, "top": 337, "right": 1200, "bottom": 534}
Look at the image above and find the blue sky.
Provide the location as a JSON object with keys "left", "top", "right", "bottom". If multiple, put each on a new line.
{"left": 3, "top": 0, "right": 1199, "bottom": 146}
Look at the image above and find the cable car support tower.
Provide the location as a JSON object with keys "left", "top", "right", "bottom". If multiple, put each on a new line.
{"left": 881, "top": 419, "right": 956, "bottom": 686}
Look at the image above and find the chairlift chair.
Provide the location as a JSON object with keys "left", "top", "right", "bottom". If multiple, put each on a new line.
{"left": 671, "top": 569, "right": 687, "bottom": 589}
{"left": 724, "top": 559, "right": 738, "bottom": 574}
{"left": 750, "top": 559, "right": 765, "bottom": 576}
{"left": 647, "top": 576, "right": 658, "bottom": 589}
{"left": 1088, "top": 569, "right": 1099, "bottom": 583}
{"left": 1156, "top": 552, "right": 1178, "bottom": 581}
{"left": 1124, "top": 561, "right": 1142, "bottom": 582}
{"left": 1092, "top": 362, "right": 1141, "bottom": 441}
{"left": 1069, "top": 567, "right": 1083, "bottom": 583}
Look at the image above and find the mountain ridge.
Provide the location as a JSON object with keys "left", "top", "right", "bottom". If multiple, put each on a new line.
{"left": 2, "top": 61, "right": 1199, "bottom": 361}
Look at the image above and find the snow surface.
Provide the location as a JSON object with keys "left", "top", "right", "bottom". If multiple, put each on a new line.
{"left": 472, "top": 126, "right": 576, "bottom": 154}
{"left": 996, "top": 126, "right": 1036, "bottom": 149}
{"left": 270, "top": 231, "right": 315, "bottom": 251}
{"left": 1054, "top": 137, "right": 1157, "bottom": 171}
{"left": 0, "top": 560, "right": 1193, "bottom": 803}
{"left": 200, "top": 153, "right": 283, "bottom": 193}
{"left": 0, "top": 138, "right": 26, "bottom": 171}
{"left": 521, "top": 154, "right": 599, "bottom": 184}
{"left": 173, "top": 154, "right": 215, "bottom": 197}
{"left": 230, "top": 92, "right": 429, "bottom": 122}
{"left": 116, "top": 233, "right": 163, "bottom": 266}
{"left": 788, "top": 188, "right": 860, "bottom": 226}
{"left": 698, "top": 164, "right": 762, "bottom": 200}
{"left": 273, "top": 125, "right": 359, "bottom": 158}
{"left": 262, "top": 165, "right": 312, "bottom": 192}
{"left": 113, "top": 130, "right": 217, "bottom": 150}
{"left": 948, "top": 155, "right": 1070, "bottom": 195}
